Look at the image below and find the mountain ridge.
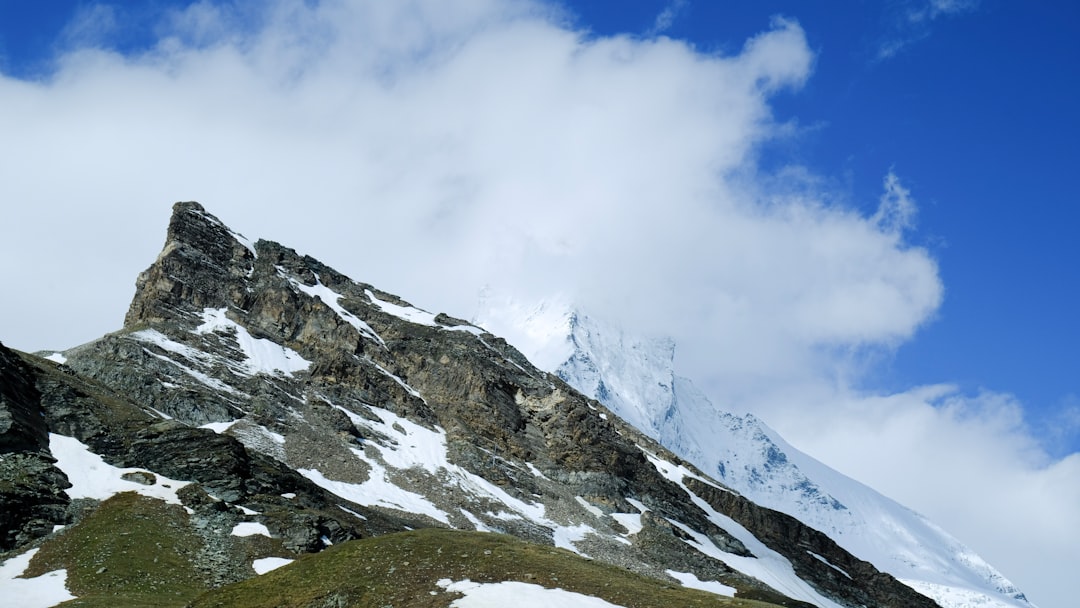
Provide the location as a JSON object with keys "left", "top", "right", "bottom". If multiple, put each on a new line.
{"left": 2, "top": 201, "right": 941, "bottom": 607}
{"left": 471, "top": 302, "right": 1030, "bottom": 608}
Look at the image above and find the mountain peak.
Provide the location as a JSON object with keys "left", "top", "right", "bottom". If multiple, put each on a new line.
{"left": 124, "top": 201, "right": 258, "bottom": 328}
{"left": 3, "top": 204, "right": 944, "bottom": 608}
{"left": 507, "top": 301, "right": 1034, "bottom": 608}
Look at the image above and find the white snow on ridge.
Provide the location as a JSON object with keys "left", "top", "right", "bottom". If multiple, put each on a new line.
{"left": 44, "top": 352, "right": 67, "bottom": 364}
{"left": 279, "top": 269, "right": 386, "bottom": 347}
{"left": 437, "top": 579, "right": 627, "bottom": 608}
{"left": 49, "top": 434, "right": 190, "bottom": 504}
{"left": 317, "top": 400, "right": 599, "bottom": 554}
{"left": 366, "top": 288, "right": 485, "bottom": 335}
{"left": 195, "top": 308, "right": 310, "bottom": 377}
{"left": 365, "top": 289, "right": 438, "bottom": 326}
{"left": 0, "top": 548, "right": 76, "bottom": 608}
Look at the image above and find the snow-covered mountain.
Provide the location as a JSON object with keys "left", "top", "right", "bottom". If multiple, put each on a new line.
{"left": 475, "top": 298, "right": 1034, "bottom": 608}
{"left": 1, "top": 202, "right": 947, "bottom": 607}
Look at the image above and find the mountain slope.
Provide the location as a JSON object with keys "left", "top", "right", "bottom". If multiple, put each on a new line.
{"left": 1, "top": 201, "right": 939, "bottom": 607}
{"left": 473, "top": 302, "right": 1031, "bottom": 608}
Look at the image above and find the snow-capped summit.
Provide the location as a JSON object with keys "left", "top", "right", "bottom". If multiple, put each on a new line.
{"left": 476, "top": 299, "right": 1033, "bottom": 608}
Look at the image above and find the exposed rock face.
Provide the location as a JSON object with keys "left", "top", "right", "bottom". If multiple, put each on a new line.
{"left": 0, "top": 342, "right": 70, "bottom": 550}
{"left": 0, "top": 340, "right": 48, "bottom": 452}
{"left": 1, "top": 202, "right": 941, "bottom": 607}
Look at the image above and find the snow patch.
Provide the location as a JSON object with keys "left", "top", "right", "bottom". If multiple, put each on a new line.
{"left": 252, "top": 557, "right": 293, "bottom": 574}
{"left": 44, "top": 352, "right": 67, "bottom": 364}
{"left": 366, "top": 289, "right": 439, "bottom": 326}
{"left": 0, "top": 549, "right": 76, "bottom": 608}
{"left": 195, "top": 308, "right": 310, "bottom": 376}
{"left": 665, "top": 570, "right": 736, "bottom": 597}
{"left": 231, "top": 522, "right": 271, "bottom": 537}
{"left": 200, "top": 421, "right": 236, "bottom": 434}
{"left": 437, "top": 579, "right": 627, "bottom": 608}
{"left": 610, "top": 511, "right": 643, "bottom": 536}
{"left": 49, "top": 434, "right": 190, "bottom": 504}
{"left": 575, "top": 496, "right": 605, "bottom": 518}
{"left": 323, "top": 400, "right": 594, "bottom": 555}
{"left": 640, "top": 448, "right": 843, "bottom": 608}
{"left": 366, "top": 289, "right": 485, "bottom": 335}
{"left": 299, "top": 465, "right": 450, "bottom": 524}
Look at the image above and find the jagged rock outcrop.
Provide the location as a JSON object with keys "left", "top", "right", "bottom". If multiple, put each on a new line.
{"left": 1, "top": 202, "right": 943, "bottom": 607}
{"left": 0, "top": 341, "right": 70, "bottom": 550}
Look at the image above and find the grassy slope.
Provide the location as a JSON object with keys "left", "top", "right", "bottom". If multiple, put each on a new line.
{"left": 191, "top": 528, "right": 783, "bottom": 608}
{"left": 25, "top": 492, "right": 207, "bottom": 607}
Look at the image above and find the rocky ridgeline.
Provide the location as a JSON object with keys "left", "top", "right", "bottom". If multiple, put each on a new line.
{"left": 0, "top": 202, "right": 940, "bottom": 607}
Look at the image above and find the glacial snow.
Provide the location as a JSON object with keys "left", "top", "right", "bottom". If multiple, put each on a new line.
{"left": 475, "top": 300, "right": 1034, "bottom": 608}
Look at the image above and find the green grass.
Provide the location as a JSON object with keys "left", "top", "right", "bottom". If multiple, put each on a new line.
{"left": 191, "top": 528, "right": 783, "bottom": 608}
{"left": 26, "top": 492, "right": 207, "bottom": 607}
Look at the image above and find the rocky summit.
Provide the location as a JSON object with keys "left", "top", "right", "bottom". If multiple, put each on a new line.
{"left": 0, "top": 202, "right": 942, "bottom": 607}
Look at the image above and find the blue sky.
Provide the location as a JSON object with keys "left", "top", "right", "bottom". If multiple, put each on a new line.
{"left": 568, "top": 0, "right": 1080, "bottom": 453}
{"left": 9, "top": 0, "right": 1073, "bottom": 449}
{"left": 1, "top": 1, "right": 1077, "bottom": 605}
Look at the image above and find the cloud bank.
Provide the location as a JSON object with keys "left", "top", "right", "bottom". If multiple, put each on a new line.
{"left": 0, "top": 1, "right": 1073, "bottom": 604}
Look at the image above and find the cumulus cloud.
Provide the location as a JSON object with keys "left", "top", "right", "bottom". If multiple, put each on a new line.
{"left": 0, "top": 1, "right": 1072, "bottom": 604}
{"left": 753, "top": 383, "right": 1080, "bottom": 606}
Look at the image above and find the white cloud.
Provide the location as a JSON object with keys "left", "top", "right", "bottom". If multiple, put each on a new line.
{"left": 0, "top": 1, "right": 1072, "bottom": 605}
{"left": 648, "top": 0, "right": 688, "bottom": 36}
{"left": 873, "top": 170, "right": 918, "bottom": 234}
{"left": 751, "top": 383, "right": 1080, "bottom": 607}
{"left": 58, "top": 4, "right": 121, "bottom": 50}
{"left": 878, "top": 0, "right": 979, "bottom": 60}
